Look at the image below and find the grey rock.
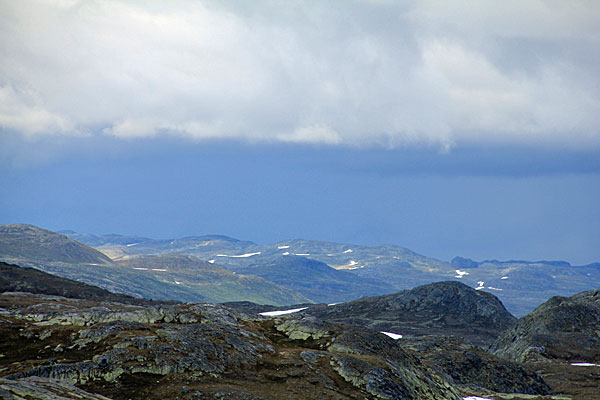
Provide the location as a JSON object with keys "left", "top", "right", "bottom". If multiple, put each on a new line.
{"left": 0, "top": 376, "right": 112, "bottom": 399}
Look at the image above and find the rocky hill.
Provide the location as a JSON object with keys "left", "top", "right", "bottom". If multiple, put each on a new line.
{"left": 302, "top": 281, "right": 516, "bottom": 347}
{"left": 490, "top": 288, "right": 600, "bottom": 399}
{"left": 0, "top": 224, "right": 112, "bottom": 264}
{"left": 490, "top": 289, "right": 600, "bottom": 363}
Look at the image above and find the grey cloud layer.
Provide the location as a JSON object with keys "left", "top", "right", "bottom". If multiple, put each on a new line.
{"left": 1, "top": 0, "right": 599, "bottom": 149}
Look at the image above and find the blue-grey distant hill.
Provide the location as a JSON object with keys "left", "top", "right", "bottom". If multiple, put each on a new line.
{"left": 0, "top": 224, "right": 309, "bottom": 305}
{"left": 19, "top": 225, "right": 600, "bottom": 316}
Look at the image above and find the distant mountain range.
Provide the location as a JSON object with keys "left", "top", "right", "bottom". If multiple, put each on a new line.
{"left": 2, "top": 223, "right": 599, "bottom": 316}
{"left": 0, "top": 224, "right": 307, "bottom": 305}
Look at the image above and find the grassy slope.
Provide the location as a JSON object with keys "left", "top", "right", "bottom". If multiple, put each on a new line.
{"left": 0, "top": 224, "right": 112, "bottom": 264}
{"left": 117, "top": 255, "right": 312, "bottom": 305}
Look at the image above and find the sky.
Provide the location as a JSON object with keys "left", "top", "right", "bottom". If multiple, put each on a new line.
{"left": 1, "top": 0, "right": 599, "bottom": 264}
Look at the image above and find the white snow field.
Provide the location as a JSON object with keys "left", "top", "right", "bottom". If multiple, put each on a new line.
{"left": 259, "top": 307, "right": 308, "bottom": 317}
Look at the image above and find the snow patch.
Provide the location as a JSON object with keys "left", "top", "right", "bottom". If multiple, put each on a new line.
{"left": 175, "top": 281, "right": 182, "bottom": 285}
{"left": 282, "top": 252, "right": 290, "bottom": 255}
{"left": 152, "top": 268, "right": 167, "bottom": 272}
{"left": 486, "top": 286, "right": 503, "bottom": 291}
{"left": 501, "top": 276, "right": 509, "bottom": 280}
{"left": 455, "top": 269, "right": 469, "bottom": 278}
{"left": 380, "top": 331, "right": 403, "bottom": 340}
{"left": 328, "top": 302, "right": 342, "bottom": 306}
{"left": 343, "top": 249, "right": 353, "bottom": 253}
{"left": 216, "top": 252, "right": 261, "bottom": 258}
{"left": 475, "top": 281, "right": 485, "bottom": 290}
{"left": 259, "top": 307, "right": 308, "bottom": 317}
{"left": 349, "top": 260, "right": 358, "bottom": 266}
{"left": 133, "top": 267, "right": 148, "bottom": 270}
{"left": 126, "top": 243, "right": 138, "bottom": 247}
{"left": 463, "top": 397, "right": 495, "bottom": 400}
{"left": 571, "top": 362, "right": 600, "bottom": 367}
{"left": 295, "top": 253, "right": 310, "bottom": 256}
{"left": 277, "top": 245, "right": 290, "bottom": 249}
{"left": 347, "top": 266, "right": 364, "bottom": 270}
{"left": 208, "top": 260, "right": 215, "bottom": 264}
{"left": 326, "top": 254, "right": 335, "bottom": 256}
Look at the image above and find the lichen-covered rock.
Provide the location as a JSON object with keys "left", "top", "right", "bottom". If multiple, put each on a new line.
{"left": 0, "top": 292, "right": 465, "bottom": 399}
{"left": 305, "top": 281, "right": 516, "bottom": 347}
{"left": 401, "top": 336, "right": 550, "bottom": 395}
{"left": 490, "top": 289, "right": 600, "bottom": 364}
{"left": 6, "top": 361, "right": 122, "bottom": 385}
{"left": 331, "top": 355, "right": 412, "bottom": 399}
{"left": 328, "top": 328, "right": 461, "bottom": 400}
{"left": 0, "top": 376, "right": 112, "bottom": 400}
{"left": 21, "top": 304, "right": 199, "bottom": 327}
{"left": 274, "top": 315, "right": 333, "bottom": 340}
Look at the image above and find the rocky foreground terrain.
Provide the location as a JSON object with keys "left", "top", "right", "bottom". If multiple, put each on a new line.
{"left": 1, "top": 291, "right": 463, "bottom": 399}
{"left": 0, "top": 261, "right": 598, "bottom": 399}
{"left": 0, "top": 263, "right": 560, "bottom": 400}
{"left": 0, "top": 291, "right": 555, "bottom": 400}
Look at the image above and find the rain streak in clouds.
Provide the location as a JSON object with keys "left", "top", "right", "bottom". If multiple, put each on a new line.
{"left": 1, "top": 0, "right": 599, "bottom": 150}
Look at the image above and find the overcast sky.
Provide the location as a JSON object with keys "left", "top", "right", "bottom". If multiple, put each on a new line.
{"left": 1, "top": 1, "right": 599, "bottom": 264}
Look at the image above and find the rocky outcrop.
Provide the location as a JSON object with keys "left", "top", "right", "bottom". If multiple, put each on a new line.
{"left": 0, "top": 376, "right": 111, "bottom": 400}
{"left": 327, "top": 328, "right": 460, "bottom": 400}
{"left": 304, "top": 281, "right": 516, "bottom": 347}
{"left": 401, "top": 336, "right": 550, "bottom": 395}
{"left": 488, "top": 289, "right": 600, "bottom": 399}
{"left": 490, "top": 289, "right": 600, "bottom": 363}
{"left": 272, "top": 315, "right": 460, "bottom": 400}
{"left": 6, "top": 300, "right": 271, "bottom": 385}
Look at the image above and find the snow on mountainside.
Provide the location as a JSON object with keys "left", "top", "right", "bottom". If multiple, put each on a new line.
{"left": 62, "top": 229, "right": 600, "bottom": 316}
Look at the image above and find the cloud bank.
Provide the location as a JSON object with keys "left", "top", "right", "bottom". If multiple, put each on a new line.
{"left": 1, "top": 0, "right": 599, "bottom": 149}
